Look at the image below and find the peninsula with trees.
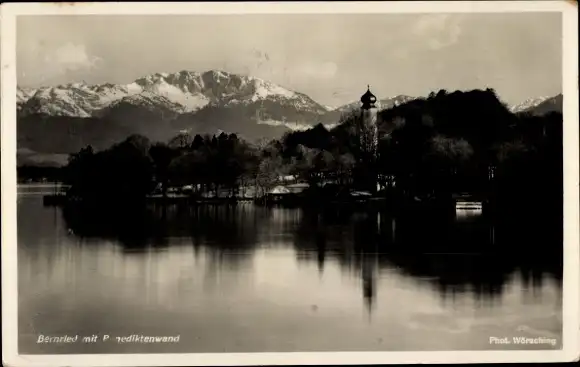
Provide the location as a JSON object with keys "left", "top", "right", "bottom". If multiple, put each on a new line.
{"left": 33, "top": 87, "right": 562, "bottom": 218}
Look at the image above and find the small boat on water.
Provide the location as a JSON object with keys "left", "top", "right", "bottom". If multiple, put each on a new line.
{"left": 454, "top": 194, "right": 483, "bottom": 211}
{"left": 455, "top": 201, "right": 483, "bottom": 210}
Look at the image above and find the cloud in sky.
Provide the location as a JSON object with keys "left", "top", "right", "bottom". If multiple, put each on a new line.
{"left": 243, "top": 47, "right": 338, "bottom": 81}
{"left": 412, "top": 14, "right": 463, "bottom": 50}
{"left": 293, "top": 61, "right": 338, "bottom": 80}
{"left": 19, "top": 42, "right": 104, "bottom": 83}
{"left": 246, "top": 50, "right": 339, "bottom": 85}
{"left": 44, "top": 42, "right": 102, "bottom": 74}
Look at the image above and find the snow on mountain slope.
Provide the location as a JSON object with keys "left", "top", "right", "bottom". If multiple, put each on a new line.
{"left": 17, "top": 87, "right": 38, "bottom": 110}
{"left": 104, "top": 92, "right": 185, "bottom": 113}
{"left": 22, "top": 85, "right": 94, "bottom": 117}
{"left": 519, "top": 94, "right": 563, "bottom": 116}
{"left": 133, "top": 70, "right": 305, "bottom": 110}
{"left": 509, "top": 96, "right": 551, "bottom": 113}
{"left": 132, "top": 72, "right": 209, "bottom": 111}
{"left": 91, "top": 83, "right": 140, "bottom": 106}
{"left": 335, "top": 95, "right": 417, "bottom": 113}
{"left": 319, "top": 95, "right": 418, "bottom": 125}
{"left": 17, "top": 87, "right": 37, "bottom": 103}
{"left": 251, "top": 79, "right": 296, "bottom": 101}
{"left": 18, "top": 70, "right": 327, "bottom": 119}
{"left": 17, "top": 70, "right": 335, "bottom": 153}
{"left": 19, "top": 83, "right": 143, "bottom": 117}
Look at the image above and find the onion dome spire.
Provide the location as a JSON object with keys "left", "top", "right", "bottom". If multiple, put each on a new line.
{"left": 361, "top": 85, "right": 377, "bottom": 109}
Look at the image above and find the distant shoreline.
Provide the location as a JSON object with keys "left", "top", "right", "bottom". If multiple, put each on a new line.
{"left": 18, "top": 183, "right": 68, "bottom": 187}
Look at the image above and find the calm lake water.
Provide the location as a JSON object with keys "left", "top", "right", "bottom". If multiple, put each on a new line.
{"left": 17, "top": 184, "right": 563, "bottom": 354}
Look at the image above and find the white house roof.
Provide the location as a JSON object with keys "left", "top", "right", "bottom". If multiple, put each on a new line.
{"left": 270, "top": 186, "right": 291, "bottom": 194}
{"left": 351, "top": 191, "right": 373, "bottom": 197}
{"left": 286, "top": 183, "right": 309, "bottom": 189}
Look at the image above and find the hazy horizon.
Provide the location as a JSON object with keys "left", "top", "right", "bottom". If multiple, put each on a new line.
{"left": 17, "top": 13, "right": 562, "bottom": 107}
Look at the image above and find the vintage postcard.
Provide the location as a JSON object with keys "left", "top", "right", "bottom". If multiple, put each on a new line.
{"left": 1, "top": 1, "right": 579, "bottom": 366}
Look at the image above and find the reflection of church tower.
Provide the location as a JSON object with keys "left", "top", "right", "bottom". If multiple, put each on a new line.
{"left": 316, "top": 232, "right": 326, "bottom": 275}
{"left": 362, "top": 254, "right": 378, "bottom": 316}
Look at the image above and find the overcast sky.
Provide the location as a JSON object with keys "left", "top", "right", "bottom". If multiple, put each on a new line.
{"left": 17, "top": 13, "right": 561, "bottom": 107}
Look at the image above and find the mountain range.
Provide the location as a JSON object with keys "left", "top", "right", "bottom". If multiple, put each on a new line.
{"left": 15, "top": 70, "right": 563, "bottom": 167}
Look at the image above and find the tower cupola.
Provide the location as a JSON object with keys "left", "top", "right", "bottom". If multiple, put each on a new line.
{"left": 360, "top": 85, "right": 377, "bottom": 109}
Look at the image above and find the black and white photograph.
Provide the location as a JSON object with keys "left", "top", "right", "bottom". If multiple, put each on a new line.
{"left": 1, "top": 1, "right": 579, "bottom": 366}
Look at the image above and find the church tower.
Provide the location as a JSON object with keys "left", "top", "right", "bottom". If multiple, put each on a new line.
{"left": 357, "top": 85, "right": 379, "bottom": 193}
{"left": 360, "top": 85, "right": 379, "bottom": 156}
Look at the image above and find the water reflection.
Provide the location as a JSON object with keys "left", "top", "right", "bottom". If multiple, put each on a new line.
{"left": 17, "top": 188, "right": 563, "bottom": 353}
{"left": 52, "top": 199, "right": 563, "bottom": 307}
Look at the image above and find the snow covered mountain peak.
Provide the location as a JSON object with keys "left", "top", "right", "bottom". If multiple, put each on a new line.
{"left": 249, "top": 77, "right": 296, "bottom": 100}
{"left": 124, "top": 69, "right": 311, "bottom": 111}
{"left": 509, "top": 96, "right": 551, "bottom": 113}
{"left": 107, "top": 91, "right": 184, "bottom": 111}
{"left": 17, "top": 86, "right": 37, "bottom": 102}
{"left": 16, "top": 69, "right": 329, "bottom": 125}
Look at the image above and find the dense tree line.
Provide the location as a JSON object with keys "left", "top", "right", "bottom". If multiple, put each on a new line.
{"left": 60, "top": 88, "right": 562, "bottom": 209}
{"left": 261, "top": 89, "right": 561, "bottom": 206}
{"left": 64, "top": 135, "right": 155, "bottom": 202}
